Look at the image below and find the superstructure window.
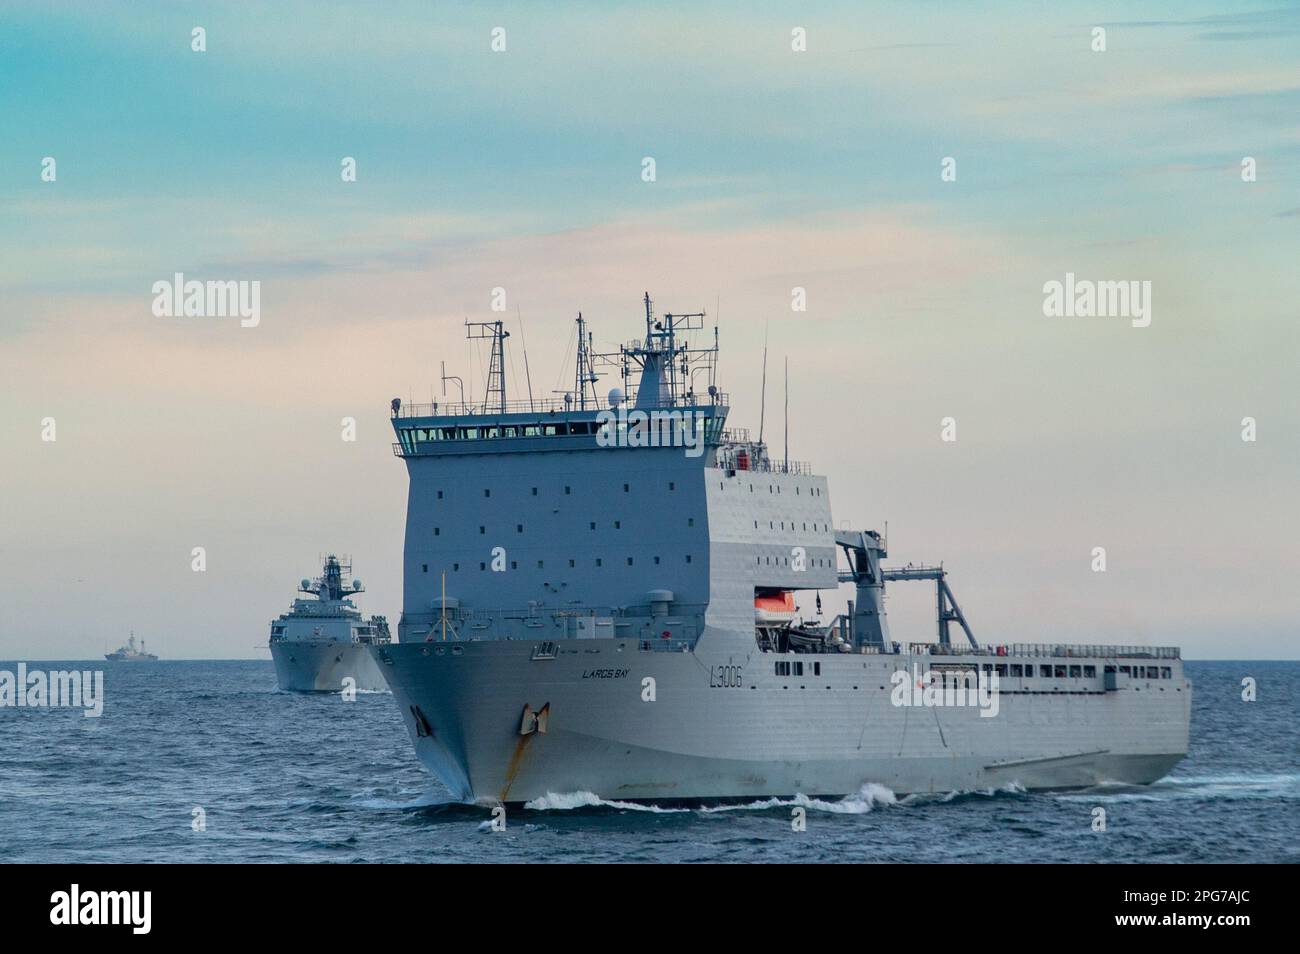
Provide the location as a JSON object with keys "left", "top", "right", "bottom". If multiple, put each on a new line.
{"left": 1069, "top": 665, "right": 1082, "bottom": 678}
{"left": 1040, "top": 665, "right": 1051, "bottom": 677}
{"left": 1084, "top": 665, "right": 1096, "bottom": 677}
{"left": 1161, "top": 667, "right": 1171, "bottom": 679}
{"left": 1010, "top": 664, "right": 1023, "bottom": 677}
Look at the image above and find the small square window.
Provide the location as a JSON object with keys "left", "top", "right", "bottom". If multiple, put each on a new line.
{"left": 452, "top": 563, "right": 459, "bottom": 571}
{"left": 626, "top": 557, "right": 634, "bottom": 566}
{"left": 623, "top": 483, "right": 630, "bottom": 492}
{"left": 595, "top": 558, "right": 603, "bottom": 567}
{"left": 590, "top": 522, "right": 596, "bottom": 530}
{"left": 537, "top": 560, "right": 544, "bottom": 568}
{"left": 422, "top": 564, "right": 428, "bottom": 573}
{"left": 565, "top": 486, "right": 571, "bottom": 495}
{"left": 669, "top": 482, "right": 675, "bottom": 491}
{"left": 653, "top": 556, "right": 660, "bottom": 564}
{"left": 516, "top": 524, "right": 523, "bottom": 533}
{"left": 531, "top": 487, "right": 538, "bottom": 496}
{"left": 437, "top": 490, "right": 444, "bottom": 499}
{"left": 484, "top": 489, "right": 490, "bottom": 497}
{"left": 686, "top": 554, "right": 692, "bottom": 563}
{"left": 569, "top": 559, "right": 575, "bottom": 568}
{"left": 479, "top": 562, "right": 486, "bottom": 571}
{"left": 434, "top": 527, "right": 440, "bottom": 535}
{"left": 614, "top": 521, "right": 621, "bottom": 529}
{"left": 510, "top": 561, "right": 518, "bottom": 570}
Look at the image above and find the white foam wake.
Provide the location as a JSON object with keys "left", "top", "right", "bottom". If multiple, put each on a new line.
{"left": 523, "top": 791, "right": 690, "bottom": 812}
{"left": 522, "top": 783, "right": 897, "bottom": 814}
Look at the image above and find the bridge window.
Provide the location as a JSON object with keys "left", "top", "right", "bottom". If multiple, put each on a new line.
{"left": 1039, "top": 665, "right": 1051, "bottom": 677}
{"left": 1069, "top": 665, "right": 1082, "bottom": 678}
{"left": 1010, "top": 664, "right": 1023, "bottom": 677}
{"left": 1161, "top": 667, "right": 1172, "bottom": 679}
{"left": 1054, "top": 665, "right": 1067, "bottom": 678}
{"left": 1084, "top": 665, "right": 1096, "bottom": 677}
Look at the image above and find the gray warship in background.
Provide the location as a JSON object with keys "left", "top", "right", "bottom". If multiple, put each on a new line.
{"left": 269, "top": 555, "right": 391, "bottom": 692}
{"left": 375, "top": 296, "right": 1190, "bottom": 803}
{"left": 106, "top": 633, "right": 157, "bottom": 661}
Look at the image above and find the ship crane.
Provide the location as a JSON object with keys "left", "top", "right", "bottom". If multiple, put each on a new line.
{"left": 835, "top": 530, "right": 978, "bottom": 650}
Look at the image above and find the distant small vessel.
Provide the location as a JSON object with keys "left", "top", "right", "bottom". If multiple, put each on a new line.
{"left": 105, "top": 632, "right": 158, "bottom": 662}
{"left": 269, "top": 554, "right": 391, "bottom": 692}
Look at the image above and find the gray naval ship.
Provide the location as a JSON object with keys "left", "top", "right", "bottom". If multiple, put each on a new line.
{"left": 375, "top": 296, "right": 1191, "bottom": 803}
{"left": 106, "top": 633, "right": 158, "bottom": 661}
{"left": 269, "top": 554, "right": 391, "bottom": 692}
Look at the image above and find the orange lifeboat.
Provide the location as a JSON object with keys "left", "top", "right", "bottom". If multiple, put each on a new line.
{"left": 754, "top": 590, "right": 797, "bottom": 623}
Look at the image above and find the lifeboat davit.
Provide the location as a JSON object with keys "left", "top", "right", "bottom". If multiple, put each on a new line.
{"left": 754, "top": 590, "right": 797, "bottom": 623}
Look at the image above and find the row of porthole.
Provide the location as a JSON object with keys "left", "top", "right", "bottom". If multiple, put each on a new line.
{"left": 422, "top": 555, "right": 694, "bottom": 572}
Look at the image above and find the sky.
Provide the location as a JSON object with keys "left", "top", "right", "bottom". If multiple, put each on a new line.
{"left": 1, "top": 1, "right": 1297, "bottom": 659}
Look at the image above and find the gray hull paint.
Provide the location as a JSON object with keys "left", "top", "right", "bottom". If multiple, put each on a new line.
{"left": 375, "top": 637, "right": 1190, "bottom": 804}
{"left": 272, "top": 640, "right": 389, "bottom": 693}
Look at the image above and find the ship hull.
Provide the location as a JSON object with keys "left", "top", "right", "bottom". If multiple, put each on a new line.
{"left": 271, "top": 640, "right": 389, "bottom": 692}
{"left": 374, "top": 638, "right": 1190, "bottom": 804}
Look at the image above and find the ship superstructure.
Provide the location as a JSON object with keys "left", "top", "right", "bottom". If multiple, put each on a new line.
{"left": 269, "top": 554, "right": 391, "bottom": 692}
{"left": 375, "top": 295, "right": 1190, "bottom": 803}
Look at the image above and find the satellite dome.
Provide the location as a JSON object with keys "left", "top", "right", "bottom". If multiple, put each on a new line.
{"left": 608, "top": 387, "right": 624, "bottom": 407}
{"left": 300, "top": 579, "right": 311, "bottom": 590}
{"left": 352, "top": 580, "right": 363, "bottom": 590}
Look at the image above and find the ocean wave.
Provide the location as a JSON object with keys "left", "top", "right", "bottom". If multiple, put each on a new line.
{"left": 1054, "top": 772, "right": 1300, "bottom": 803}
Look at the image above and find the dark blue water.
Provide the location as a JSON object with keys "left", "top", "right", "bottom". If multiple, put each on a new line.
{"left": 1, "top": 660, "right": 1294, "bottom": 862}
